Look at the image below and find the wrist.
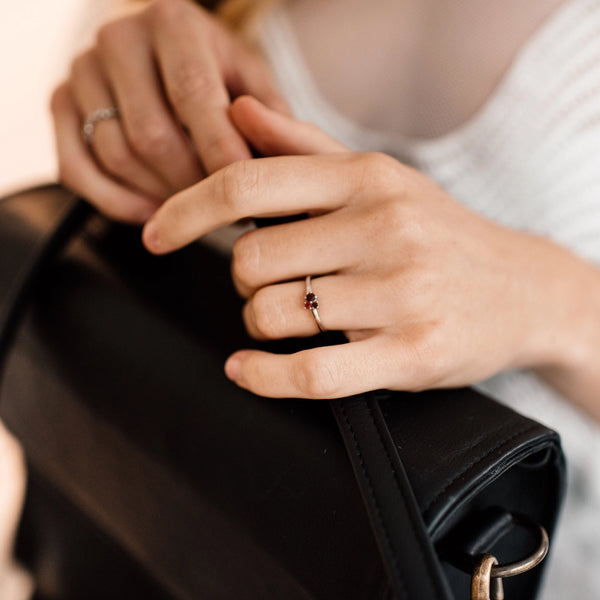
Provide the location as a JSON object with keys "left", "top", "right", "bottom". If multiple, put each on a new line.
{"left": 510, "top": 232, "right": 600, "bottom": 413}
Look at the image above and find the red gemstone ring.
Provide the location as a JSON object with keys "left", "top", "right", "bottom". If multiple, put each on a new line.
{"left": 304, "top": 276, "right": 326, "bottom": 332}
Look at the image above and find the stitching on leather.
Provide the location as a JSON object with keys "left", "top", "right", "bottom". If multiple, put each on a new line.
{"left": 422, "top": 423, "right": 539, "bottom": 514}
{"left": 365, "top": 401, "right": 448, "bottom": 600}
{"left": 339, "top": 402, "right": 408, "bottom": 599}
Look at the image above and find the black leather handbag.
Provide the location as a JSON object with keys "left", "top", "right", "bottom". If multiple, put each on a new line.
{"left": 0, "top": 185, "right": 565, "bottom": 600}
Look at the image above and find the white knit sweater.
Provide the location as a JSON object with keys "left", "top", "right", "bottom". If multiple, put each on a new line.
{"left": 258, "top": 1, "right": 600, "bottom": 597}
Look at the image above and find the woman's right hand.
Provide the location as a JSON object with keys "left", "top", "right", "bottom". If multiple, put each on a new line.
{"left": 51, "top": 0, "right": 287, "bottom": 224}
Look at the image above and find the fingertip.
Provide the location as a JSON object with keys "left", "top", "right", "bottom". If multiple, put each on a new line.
{"left": 231, "top": 94, "right": 259, "bottom": 108}
{"left": 225, "top": 350, "right": 248, "bottom": 383}
{"left": 142, "top": 218, "right": 164, "bottom": 254}
{"left": 231, "top": 93, "right": 291, "bottom": 119}
{"left": 229, "top": 95, "right": 280, "bottom": 151}
{"left": 230, "top": 94, "right": 268, "bottom": 121}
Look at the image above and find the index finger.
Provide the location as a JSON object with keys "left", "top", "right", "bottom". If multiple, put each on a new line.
{"left": 148, "top": 2, "right": 252, "bottom": 173}
{"left": 142, "top": 154, "right": 360, "bottom": 254}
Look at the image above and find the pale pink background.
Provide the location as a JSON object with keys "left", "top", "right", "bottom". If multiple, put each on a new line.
{"left": 0, "top": 0, "right": 126, "bottom": 196}
{"left": 0, "top": 3, "right": 127, "bottom": 597}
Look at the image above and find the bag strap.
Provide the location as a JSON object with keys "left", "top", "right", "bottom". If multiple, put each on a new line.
{"left": 0, "top": 188, "right": 89, "bottom": 370}
{"left": 0, "top": 186, "right": 451, "bottom": 600}
{"left": 331, "top": 395, "right": 453, "bottom": 600}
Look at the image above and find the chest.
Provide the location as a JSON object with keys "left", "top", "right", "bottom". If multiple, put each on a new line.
{"left": 285, "top": 0, "right": 566, "bottom": 138}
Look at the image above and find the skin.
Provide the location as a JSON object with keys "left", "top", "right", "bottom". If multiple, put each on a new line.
{"left": 51, "top": 0, "right": 288, "bottom": 224}
{"left": 143, "top": 96, "right": 600, "bottom": 419}
{"left": 52, "top": 0, "right": 600, "bottom": 419}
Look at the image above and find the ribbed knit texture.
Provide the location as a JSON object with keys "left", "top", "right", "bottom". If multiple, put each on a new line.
{"left": 258, "top": 1, "right": 600, "bottom": 597}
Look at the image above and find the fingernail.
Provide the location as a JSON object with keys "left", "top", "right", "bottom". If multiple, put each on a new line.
{"left": 225, "top": 354, "right": 242, "bottom": 382}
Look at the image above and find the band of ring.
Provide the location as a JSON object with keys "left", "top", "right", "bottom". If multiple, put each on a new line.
{"left": 304, "top": 276, "right": 326, "bottom": 332}
{"left": 82, "top": 106, "right": 120, "bottom": 144}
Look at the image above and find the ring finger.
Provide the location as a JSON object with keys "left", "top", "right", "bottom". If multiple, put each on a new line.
{"left": 97, "top": 18, "right": 204, "bottom": 191}
{"left": 69, "top": 49, "right": 172, "bottom": 199}
{"left": 243, "top": 274, "right": 396, "bottom": 340}
{"left": 51, "top": 83, "right": 161, "bottom": 224}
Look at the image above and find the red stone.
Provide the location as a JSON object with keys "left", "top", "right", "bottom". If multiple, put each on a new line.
{"left": 304, "top": 293, "right": 318, "bottom": 310}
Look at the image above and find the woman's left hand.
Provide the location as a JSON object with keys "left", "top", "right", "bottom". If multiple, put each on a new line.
{"left": 141, "top": 96, "right": 573, "bottom": 399}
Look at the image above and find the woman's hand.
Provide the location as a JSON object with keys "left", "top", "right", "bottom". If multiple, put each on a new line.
{"left": 143, "top": 96, "right": 600, "bottom": 410}
{"left": 50, "top": 0, "right": 287, "bottom": 224}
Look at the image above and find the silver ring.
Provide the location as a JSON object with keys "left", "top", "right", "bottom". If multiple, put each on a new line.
{"left": 304, "top": 276, "right": 325, "bottom": 332}
{"left": 82, "top": 106, "right": 120, "bottom": 144}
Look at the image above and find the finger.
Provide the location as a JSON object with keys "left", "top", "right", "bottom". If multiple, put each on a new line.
{"left": 221, "top": 46, "right": 290, "bottom": 115}
{"left": 224, "top": 337, "right": 403, "bottom": 399}
{"left": 51, "top": 83, "right": 160, "bottom": 224}
{"left": 230, "top": 95, "right": 346, "bottom": 155}
{"left": 231, "top": 209, "right": 369, "bottom": 296}
{"left": 243, "top": 275, "right": 394, "bottom": 340}
{"left": 69, "top": 50, "right": 172, "bottom": 199}
{"left": 142, "top": 153, "right": 364, "bottom": 254}
{"left": 148, "top": 2, "right": 252, "bottom": 173}
{"left": 96, "top": 16, "right": 204, "bottom": 191}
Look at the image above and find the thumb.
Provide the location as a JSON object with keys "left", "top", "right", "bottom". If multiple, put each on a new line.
{"left": 229, "top": 95, "right": 346, "bottom": 156}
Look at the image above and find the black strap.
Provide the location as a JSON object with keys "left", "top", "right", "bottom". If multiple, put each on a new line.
{"left": 0, "top": 190, "right": 89, "bottom": 370}
{"left": 0, "top": 187, "right": 452, "bottom": 599}
{"left": 331, "top": 395, "right": 453, "bottom": 600}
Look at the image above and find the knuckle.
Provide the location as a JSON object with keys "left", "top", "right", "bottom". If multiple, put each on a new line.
{"left": 403, "top": 327, "right": 448, "bottom": 391}
{"left": 295, "top": 353, "right": 342, "bottom": 399}
{"left": 377, "top": 270, "right": 407, "bottom": 307}
{"left": 371, "top": 151, "right": 402, "bottom": 176}
{"left": 96, "top": 15, "right": 140, "bottom": 54}
{"left": 231, "top": 233, "right": 261, "bottom": 290}
{"left": 357, "top": 152, "right": 404, "bottom": 196}
{"left": 169, "top": 62, "right": 216, "bottom": 106}
{"left": 403, "top": 267, "right": 433, "bottom": 312}
{"left": 147, "top": 0, "right": 189, "bottom": 24}
{"left": 379, "top": 198, "right": 408, "bottom": 232}
{"left": 372, "top": 198, "right": 428, "bottom": 252}
{"left": 404, "top": 217, "right": 429, "bottom": 251}
{"left": 219, "top": 160, "right": 261, "bottom": 215}
{"left": 363, "top": 199, "right": 408, "bottom": 252}
{"left": 96, "top": 21, "right": 124, "bottom": 51}
{"left": 128, "top": 115, "right": 175, "bottom": 158}
{"left": 248, "top": 289, "right": 284, "bottom": 340}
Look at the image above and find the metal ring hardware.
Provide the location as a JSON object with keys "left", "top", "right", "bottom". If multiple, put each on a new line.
{"left": 472, "top": 554, "right": 503, "bottom": 600}
{"left": 489, "top": 519, "right": 549, "bottom": 579}
{"left": 471, "top": 517, "right": 549, "bottom": 600}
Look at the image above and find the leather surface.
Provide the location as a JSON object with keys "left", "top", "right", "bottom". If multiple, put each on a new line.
{"left": 0, "top": 185, "right": 565, "bottom": 599}
{"left": 332, "top": 396, "right": 454, "bottom": 600}
{"left": 346, "top": 390, "right": 564, "bottom": 599}
{"left": 0, "top": 186, "right": 386, "bottom": 599}
{"left": 0, "top": 186, "right": 89, "bottom": 367}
